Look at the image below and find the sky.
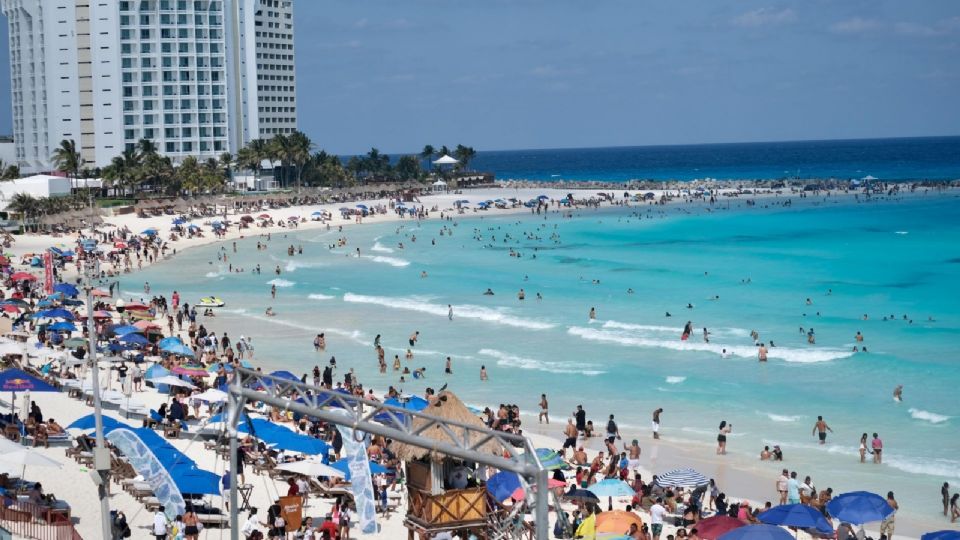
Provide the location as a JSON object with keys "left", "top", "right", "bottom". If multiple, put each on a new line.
{"left": 0, "top": 1, "right": 958, "bottom": 155}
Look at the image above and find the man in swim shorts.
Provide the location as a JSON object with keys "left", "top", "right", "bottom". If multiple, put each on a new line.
{"left": 562, "top": 419, "right": 578, "bottom": 449}
{"left": 624, "top": 439, "right": 642, "bottom": 470}
{"left": 812, "top": 415, "right": 833, "bottom": 444}
{"left": 652, "top": 408, "right": 663, "bottom": 439}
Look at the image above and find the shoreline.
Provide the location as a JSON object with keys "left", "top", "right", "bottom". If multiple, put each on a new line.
{"left": 7, "top": 186, "right": 958, "bottom": 538}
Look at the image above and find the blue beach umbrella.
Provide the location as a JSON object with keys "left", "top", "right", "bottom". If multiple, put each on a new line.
{"left": 758, "top": 504, "right": 832, "bottom": 534}
{"left": 119, "top": 333, "right": 149, "bottom": 346}
{"left": 141, "top": 228, "right": 158, "bottom": 235}
{"left": 268, "top": 370, "right": 300, "bottom": 381}
{"left": 53, "top": 283, "right": 79, "bottom": 297}
{"left": 158, "top": 336, "right": 184, "bottom": 348}
{"left": 161, "top": 342, "right": 195, "bottom": 357}
{"left": 48, "top": 321, "right": 77, "bottom": 332}
{"left": 108, "top": 343, "right": 137, "bottom": 353}
{"left": 922, "top": 532, "right": 960, "bottom": 540}
{"left": 826, "top": 491, "right": 894, "bottom": 525}
{"left": 111, "top": 324, "right": 141, "bottom": 336}
{"left": 311, "top": 211, "right": 323, "bottom": 216}
{"left": 718, "top": 525, "right": 795, "bottom": 540}
{"left": 656, "top": 467, "right": 709, "bottom": 488}
{"left": 587, "top": 478, "right": 635, "bottom": 498}
{"left": 487, "top": 471, "right": 523, "bottom": 502}
{"left": 172, "top": 217, "right": 186, "bottom": 225}
{"left": 355, "top": 204, "right": 367, "bottom": 209}
{"left": 66, "top": 414, "right": 124, "bottom": 432}
{"left": 535, "top": 448, "right": 570, "bottom": 470}
{"left": 35, "top": 308, "right": 74, "bottom": 320}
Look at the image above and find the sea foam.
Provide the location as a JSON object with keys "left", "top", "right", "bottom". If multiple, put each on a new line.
{"left": 267, "top": 278, "right": 295, "bottom": 288}
{"left": 908, "top": 408, "right": 951, "bottom": 424}
{"left": 343, "top": 293, "right": 554, "bottom": 330}
{"left": 478, "top": 349, "right": 605, "bottom": 376}
{"left": 665, "top": 376, "right": 686, "bottom": 384}
{"left": 371, "top": 242, "right": 394, "bottom": 253}
{"left": 362, "top": 255, "right": 410, "bottom": 267}
{"left": 569, "top": 325, "right": 853, "bottom": 363}
{"left": 308, "top": 293, "right": 335, "bottom": 301}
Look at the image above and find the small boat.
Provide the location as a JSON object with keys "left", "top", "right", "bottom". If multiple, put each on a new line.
{"left": 198, "top": 297, "right": 225, "bottom": 308}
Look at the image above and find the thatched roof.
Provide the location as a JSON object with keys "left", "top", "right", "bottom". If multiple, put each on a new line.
{"left": 390, "top": 391, "right": 501, "bottom": 462}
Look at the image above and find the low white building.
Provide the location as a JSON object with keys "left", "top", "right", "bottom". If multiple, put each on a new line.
{"left": 0, "top": 174, "right": 73, "bottom": 211}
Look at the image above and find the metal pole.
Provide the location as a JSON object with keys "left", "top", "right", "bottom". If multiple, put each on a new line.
{"left": 535, "top": 467, "right": 549, "bottom": 540}
{"left": 228, "top": 385, "right": 240, "bottom": 540}
{"left": 83, "top": 259, "right": 112, "bottom": 539}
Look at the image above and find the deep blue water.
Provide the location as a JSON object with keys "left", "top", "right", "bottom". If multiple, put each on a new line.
{"left": 467, "top": 136, "right": 960, "bottom": 182}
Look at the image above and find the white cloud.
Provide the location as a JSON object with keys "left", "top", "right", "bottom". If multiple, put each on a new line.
{"left": 829, "top": 17, "right": 882, "bottom": 34}
{"left": 731, "top": 8, "right": 797, "bottom": 28}
{"left": 894, "top": 18, "right": 960, "bottom": 37}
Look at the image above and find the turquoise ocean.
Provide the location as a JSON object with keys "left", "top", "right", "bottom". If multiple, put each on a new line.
{"left": 127, "top": 192, "right": 960, "bottom": 529}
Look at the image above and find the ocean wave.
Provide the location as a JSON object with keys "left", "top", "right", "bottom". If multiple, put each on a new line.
{"left": 568, "top": 326, "right": 853, "bottom": 363}
{"left": 205, "top": 271, "right": 221, "bottom": 278}
{"left": 603, "top": 321, "right": 677, "bottom": 333}
{"left": 230, "top": 310, "right": 367, "bottom": 345}
{"left": 371, "top": 242, "right": 394, "bottom": 253}
{"left": 285, "top": 260, "right": 326, "bottom": 272}
{"left": 665, "top": 376, "right": 686, "bottom": 384}
{"left": 772, "top": 439, "right": 960, "bottom": 479}
{"left": 362, "top": 255, "right": 410, "bottom": 267}
{"left": 343, "top": 293, "right": 555, "bottom": 330}
{"left": 308, "top": 293, "right": 334, "bottom": 301}
{"left": 763, "top": 412, "right": 804, "bottom": 423}
{"left": 479, "top": 348, "right": 605, "bottom": 375}
{"left": 908, "top": 408, "right": 951, "bottom": 424}
{"left": 267, "top": 278, "right": 296, "bottom": 288}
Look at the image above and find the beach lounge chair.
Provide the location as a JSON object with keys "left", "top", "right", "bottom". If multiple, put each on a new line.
{"left": 119, "top": 398, "right": 149, "bottom": 418}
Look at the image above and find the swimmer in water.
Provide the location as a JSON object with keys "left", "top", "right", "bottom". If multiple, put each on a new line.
{"left": 893, "top": 385, "right": 903, "bottom": 402}
{"left": 265, "top": 307, "right": 275, "bottom": 317}
{"left": 589, "top": 307, "right": 596, "bottom": 320}
{"left": 483, "top": 288, "right": 495, "bottom": 295}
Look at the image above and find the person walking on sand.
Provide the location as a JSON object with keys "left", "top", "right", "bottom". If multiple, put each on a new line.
{"left": 652, "top": 408, "right": 663, "bottom": 439}
{"left": 562, "top": 418, "right": 578, "bottom": 449}
{"left": 777, "top": 469, "right": 789, "bottom": 505}
{"left": 812, "top": 415, "right": 834, "bottom": 444}
{"left": 879, "top": 492, "right": 898, "bottom": 539}
{"left": 717, "top": 421, "right": 731, "bottom": 455}
{"left": 539, "top": 394, "right": 549, "bottom": 424}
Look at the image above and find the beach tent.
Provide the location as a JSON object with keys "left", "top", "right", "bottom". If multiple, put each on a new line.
{"left": 433, "top": 154, "right": 459, "bottom": 166}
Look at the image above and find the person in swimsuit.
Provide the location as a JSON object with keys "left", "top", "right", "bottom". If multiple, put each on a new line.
{"left": 812, "top": 416, "right": 833, "bottom": 444}
{"left": 539, "top": 394, "right": 549, "bottom": 424}
{"left": 717, "top": 421, "right": 731, "bottom": 455}
{"left": 871, "top": 433, "right": 883, "bottom": 464}
{"left": 859, "top": 433, "right": 868, "bottom": 463}
{"left": 182, "top": 507, "right": 200, "bottom": 540}
{"left": 652, "top": 408, "right": 663, "bottom": 439}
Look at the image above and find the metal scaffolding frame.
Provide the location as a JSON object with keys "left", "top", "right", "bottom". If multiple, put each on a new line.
{"left": 225, "top": 367, "right": 549, "bottom": 539}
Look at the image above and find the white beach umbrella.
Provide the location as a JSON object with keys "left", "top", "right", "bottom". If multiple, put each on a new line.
{"left": 0, "top": 340, "right": 24, "bottom": 356}
{"left": 0, "top": 448, "right": 62, "bottom": 469}
{"left": 275, "top": 458, "right": 345, "bottom": 479}
{"left": 193, "top": 388, "right": 228, "bottom": 403}
{"left": 148, "top": 376, "right": 197, "bottom": 389}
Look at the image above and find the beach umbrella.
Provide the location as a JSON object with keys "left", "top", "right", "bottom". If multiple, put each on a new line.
{"left": 158, "top": 336, "right": 183, "bottom": 348}
{"left": 655, "top": 467, "right": 709, "bottom": 488}
{"left": 193, "top": 388, "right": 227, "bottom": 403}
{"left": 0, "top": 368, "right": 58, "bottom": 420}
{"left": 47, "top": 321, "right": 77, "bottom": 332}
{"left": 141, "top": 228, "right": 157, "bottom": 235}
{"left": 10, "top": 272, "right": 37, "bottom": 281}
{"left": 36, "top": 308, "right": 75, "bottom": 320}
{"left": 922, "top": 532, "right": 960, "bottom": 540}
{"left": 53, "top": 283, "right": 79, "bottom": 297}
{"left": 118, "top": 333, "right": 149, "bottom": 346}
{"left": 329, "top": 459, "right": 386, "bottom": 481}
{"left": 66, "top": 413, "right": 124, "bottom": 432}
{"left": 758, "top": 504, "right": 832, "bottom": 533}
{"left": 275, "top": 458, "right": 346, "bottom": 479}
{"left": 355, "top": 204, "right": 367, "bottom": 209}
{"left": 564, "top": 488, "right": 600, "bottom": 503}
{"left": 0, "top": 299, "right": 29, "bottom": 307}
{"left": 162, "top": 343, "right": 195, "bottom": 357}
{"left": 826, "top": 491, "right": 894, "bottom": 525}
{"left": 697, "top": 516, "right": 747, "bottom": 540}
{"left": 172, "top": 217, "right": 185, "bottom": 225}
{"left": 124, "top": 302, "right": 150, "bottom": 312}
{"left": 587, "top": 478, "right": 635, "bottom": 498}
{"left": 487, "top": 471, "right": 524, "bottom": 502}
{"left": 596, "top": 510, "right": 643, "bottom": 534}
{"left": 133, "top": 320, "right": 162, "bottom": 331}
{"left": 535, "top": 447, "right": 571, "bottom": 470}
{"left": 171, "top": 365, "right": 208, "bottom": 377}
{"left": 1, "top": 305, "right": 20, "bottom": 313}
{"left": 148, "top": 376, "right": 197, "bottom": 390}
{"left": 719, "top": 525, "right": 794, "bottom": 540}
{"left": 111, "top": 325, "right": 141, "bottom": 336}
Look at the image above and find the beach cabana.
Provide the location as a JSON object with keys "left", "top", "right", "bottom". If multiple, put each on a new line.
{"left": 390, "top": 390, "right": 498, "bottom": 538}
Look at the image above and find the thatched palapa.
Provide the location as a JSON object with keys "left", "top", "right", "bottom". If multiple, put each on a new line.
{"left": 390, "top": 391, "right": 501, "bottom": 462}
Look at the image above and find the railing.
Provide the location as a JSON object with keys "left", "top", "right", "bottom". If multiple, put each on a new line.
{"left": 0, "top": 500, "right": 83, "bottom": 540}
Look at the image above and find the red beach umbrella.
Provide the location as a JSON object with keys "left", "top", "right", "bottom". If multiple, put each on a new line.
{"left": 10, "top": 272, "right": 37, "bottom": 281}
{"left": 697, "top": 515, "right": 747, "bottom": 540}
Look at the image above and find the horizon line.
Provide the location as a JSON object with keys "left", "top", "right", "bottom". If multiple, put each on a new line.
{"left": 335, "top": 133, "right": 960, "bottom": 158}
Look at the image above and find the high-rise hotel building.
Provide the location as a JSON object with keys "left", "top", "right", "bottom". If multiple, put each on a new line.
{"left": 0, "top": 0, "right": 296, "bottom": 172}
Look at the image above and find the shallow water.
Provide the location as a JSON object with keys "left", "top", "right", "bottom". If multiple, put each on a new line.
{"left": 129, "top": 192, "right": 960, "bottom": 528}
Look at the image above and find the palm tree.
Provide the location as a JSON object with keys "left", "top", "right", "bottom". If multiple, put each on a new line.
{"left": 102, "top": 147, "right": 141, "bottom": 196}
{"left": 237, "top": 138, "right": 268, "bottom": 189}
{"left": 219, "top": 152, "right": 234, "bottom": 189}
{"left": 454, "top": 144, "right": 477, "bottom": 171}
{"left": 0, "top": 160, "right": 19, "bottom": 181}
{"left": 288, "top": 131, "right": 312, "bottom": 194}
{"left": 420, "top": 145, "right": 436, "bottom": 171}
{"left": 395, "top": 155, "right": 422, "bottom": 180}
{"left": 176, "top": 156, "right": 201, "bottom": 194}
{"left": 6, "top": 192, "right": 38, "bottom": 232}
{"left": 52, "top": 139, "right": 88, "bottom": 203}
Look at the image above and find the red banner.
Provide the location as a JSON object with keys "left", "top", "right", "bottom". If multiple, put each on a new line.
{"left": 43, "top": 252, "right": 53, "bottom": 295}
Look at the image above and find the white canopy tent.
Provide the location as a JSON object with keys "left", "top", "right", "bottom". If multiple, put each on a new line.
{"left": 432, "top": 154, "right": 459, "bottom": 166}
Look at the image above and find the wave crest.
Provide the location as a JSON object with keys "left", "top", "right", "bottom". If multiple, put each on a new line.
{"left": 267, "top": 278, "right": 296, "bottom": 288}
{"left": 343, "top": 293, "right": 554, "bottom": 330}
{"left": 909, "top": 408, "right": 951, "bottom": 424}
{"left": 478, "top": 349, "right": 604, "bottom": 375}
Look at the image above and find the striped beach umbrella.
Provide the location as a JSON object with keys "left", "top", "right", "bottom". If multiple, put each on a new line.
{"left": 655, "top": 467, "right": 708, "bottom": 488}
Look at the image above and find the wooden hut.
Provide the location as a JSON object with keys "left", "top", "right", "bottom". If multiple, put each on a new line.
{"left": 390, "top": 391, "right": 500, "bottom": 539}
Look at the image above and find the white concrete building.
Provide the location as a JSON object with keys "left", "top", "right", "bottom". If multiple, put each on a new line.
{"left": 0, "top": 174, "right": 72, "bottom": 211}
{"left": 0, "top": 0, "right": 297, "bottom": 173}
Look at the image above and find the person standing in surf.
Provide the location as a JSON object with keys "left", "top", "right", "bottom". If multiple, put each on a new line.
{"left": 812, "top": 415, "right": 833, "bottom": 444}
{"left": 717, "top": 421, "right": 731, "bottom": 455}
